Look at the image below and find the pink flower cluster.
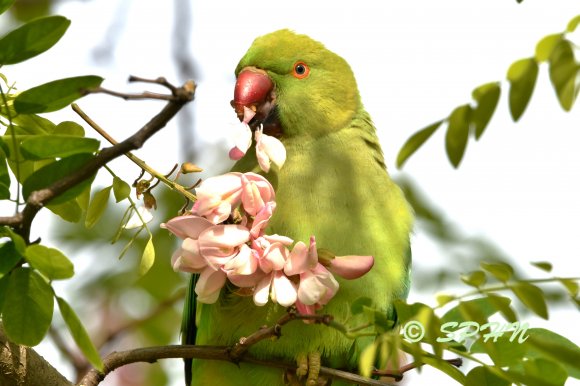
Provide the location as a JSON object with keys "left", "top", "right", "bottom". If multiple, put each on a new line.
{"left": 162, "top": 172, "right": 374, "bottom": 314}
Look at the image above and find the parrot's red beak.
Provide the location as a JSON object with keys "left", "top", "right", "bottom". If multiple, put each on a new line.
{"left": 231, "top": 67, "right": 277, "bottom": 131}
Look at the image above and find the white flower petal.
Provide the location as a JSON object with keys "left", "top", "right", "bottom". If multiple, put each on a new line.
{"left": 253, "top": 275, "right": 272, "bottom": 306}
{"left": 271, "top": 271, "right": 297, "bottom": 307}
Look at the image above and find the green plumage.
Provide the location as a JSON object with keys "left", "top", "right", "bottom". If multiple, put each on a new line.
{"left": 184, "top": 29, "right": 413, "bottom": 385}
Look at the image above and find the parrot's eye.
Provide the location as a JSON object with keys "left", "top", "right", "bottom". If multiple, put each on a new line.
{"left": 292, "top": 61, "right": 310, "bottom": 79}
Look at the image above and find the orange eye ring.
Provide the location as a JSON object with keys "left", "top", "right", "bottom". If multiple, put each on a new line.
{"left": 292, "top": 61, "right": 310, "bottom": 79}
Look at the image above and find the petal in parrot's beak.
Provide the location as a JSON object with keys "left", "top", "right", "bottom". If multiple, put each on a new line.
{"left": 231, "top": 66, "right": 281, "bottom": 137}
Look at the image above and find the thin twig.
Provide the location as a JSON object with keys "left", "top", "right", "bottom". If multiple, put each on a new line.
{"left": 84, "top": 86, "right": 176, "bottom": 101}
{"left": 372, "top": 357, "right": 463, "bottom": 380}
{"left": 228, "top": 309, "right": 333, "bottom": 361}
{"left": 71, "top": 103, "right": 197, "bottom": 203}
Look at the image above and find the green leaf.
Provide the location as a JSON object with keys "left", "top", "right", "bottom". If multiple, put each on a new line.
{"left": 85, "top": 186, "right": 111, "bottom": 229}
{"left": 524, "top": 358, "right": 568, "bottom": 386}
{"left": 396, "top": 120, "right": 443, "bottom": 168}
{"left": 507, "top": 58, "right": 539, "bottom": 121}
{"left": 559, "top": 278, "right": 578, "bottom": 297}
{"left": 0, "top": 0, "right": 16, "bottom": 15}
{"left": 440, "top": 296, "right": 511, "bottom": 325}
{"left": 46, "top": 200, "right": 83, "bottom": 223}
{"left": 11, "top": 113, "right": 56, "bottom": 134}
{"left": 77, "top": 184, "right": 91, "bottom": 212}
{"left": 535, "top": 34, "right": 564, "bottom": 62}
{"left": 511, "top": 282, "right": 548, "bottom": 319}
{"left": 0, "top": 242, "right": 22, "bottom": 277}
{"left": 460, "top": 270, "right": 486, "bottom": 287}
{"left": 113, "top": 177, "right": 131, "bottom": 203}
{"left": 53, "top": 121, "right": 85, "bottom": 136}
{"left": 56, "top": 297, "right": 103, "bottom": 371}
{"left": 421, "top": 354, "right": 467, "bottom": 385}
{"left": 466, "top": 366, "right": 510, "bottom": 386}
{"left": 0, "top": 225, "right": 26, "bottom": 254}
{"left": 25, "top": 244, "right": 74, "bottom": 280}
{"left": 358, "top": 341, "right": 377, "bottom": 378}
{"left": 445, "top": 104, "right": 471, "bottom": 168}
{"left": 22, "top": 153, "right": 95, "bottom": 205}
{"left": 350, "top": 297, "right": 373, "bottom": 315}
{"left": 566, "top": 15, "right": 580, "bottom": 32}
{"left": 3, "top": 268, "right": 54, "bottom": 346}
{"left": 487, "top": 294, "right": 518, "bottom": 323}
{"left": 436, "top": 293, "right": 455, "bottom": 307}
{"left": 14, "top": 75, "right": 103, "bottom": 114}
{"left": 471, "top": 82, "right": 500, "bottom": 140}
{"left": 548, "top": 40, "right": 578, "bottom": 111}
{"left": 471, "top": 334, "right": 528, "bottom": 367}
{"left": 0, "top": 275, "right": 9, "bottom": 312}
{"left": 20, "top": 135, "right": 99, "bottom": 160}
{"left": 0, "top": 145, "right": 10, "bottom": 199}
{"left": 480, "top": 262, "right": 513, "bottom": 282}
{"left": 530, "top": 261, "right": 552, "bottom": 272}
{"left": 0, "top": 16, "right": 70, "bottom": 65}
{"left": 140, "top": 236, "right": 155, "bottom": 276}
{"left": 524, "top": 327, "right": 580, "bottom": 379}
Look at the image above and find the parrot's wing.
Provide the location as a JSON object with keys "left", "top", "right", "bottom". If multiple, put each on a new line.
{"left": 181, "top": 273, "right": 199, "bottom": 386}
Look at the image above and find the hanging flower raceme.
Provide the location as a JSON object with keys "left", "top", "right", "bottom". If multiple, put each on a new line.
{"left": 162, "top": 171, "right": 374, "bottom": 318}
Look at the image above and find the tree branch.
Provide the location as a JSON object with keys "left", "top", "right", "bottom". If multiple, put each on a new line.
{"left": 0, "top": 77, "right": 195, "bottom": 242}
{"left": 0, "top": 326, "right": 72, "bottom": 386}
{"left": 78, "top": 310, "right": 395, "bottom": 386}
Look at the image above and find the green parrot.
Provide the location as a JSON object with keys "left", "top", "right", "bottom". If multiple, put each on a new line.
{"left": 182, "top": 29, "right": 413, "bottom": 385}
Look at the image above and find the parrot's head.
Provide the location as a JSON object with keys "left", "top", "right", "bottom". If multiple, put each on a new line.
{"left": 232, "top": 29, "right": 360, "bottom": 139}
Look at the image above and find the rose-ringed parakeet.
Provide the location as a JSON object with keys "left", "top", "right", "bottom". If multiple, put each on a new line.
{"left": 181, "top": 29, "right": 413, "bottom": 385}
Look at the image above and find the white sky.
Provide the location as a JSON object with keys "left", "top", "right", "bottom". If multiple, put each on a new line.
{"left": 1, "top": 0, "right": 579, "bottom": 385}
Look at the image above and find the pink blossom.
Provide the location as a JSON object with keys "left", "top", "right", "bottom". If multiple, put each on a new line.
{"left": 255, "top": 126, "right": 286, "bottom": 173}
{"left": 192, "top": 172, "right": 275, "bottom": 224}
{"left": 254, "top": 270, "right": 297, "bottom": 307}
{"left": 229, "top": 107, "right": 255, "bottom": 161}
{"left": 161, "top": 215, "right": 251, "bottom": 303}
{"left": 328, "top": 255, "right": 375, "bottom": 279}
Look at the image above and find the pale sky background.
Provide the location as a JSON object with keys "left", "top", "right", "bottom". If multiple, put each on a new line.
{"left": 1, "top": 0, "right": 579, "bottom": 385}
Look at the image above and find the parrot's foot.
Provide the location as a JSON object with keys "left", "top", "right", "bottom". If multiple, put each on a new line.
{"left": 284, "top": 352, "right": 330, "bottom": 386}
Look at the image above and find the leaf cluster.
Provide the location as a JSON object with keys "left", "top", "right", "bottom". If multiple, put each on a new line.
{"left": 397, "top": 15, "right": 580, "bottom": 168}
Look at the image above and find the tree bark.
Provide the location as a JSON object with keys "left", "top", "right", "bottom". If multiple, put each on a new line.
{"left": 0, "top": 326, "right": 72, "bottom": 386}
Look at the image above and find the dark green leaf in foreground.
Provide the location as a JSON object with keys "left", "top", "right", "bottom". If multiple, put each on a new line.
{"left": 466, "top": 366, "right": 510, "bottom": 386}
{"left": 57, "top": 297, "right": 103, "bottom": 371}
{"left": 0, "top": 16, "right": 70, "bottom": 65}
{"left": 22, "top": 153, "right": 95, "bottom": 205}
{"left": 0, "top": 0, "right": 16, "bottom": 15}
{"left": 507, "top": 58, "right": 538, "bottom": 121}
{"left": 524, "top": 327, "right": 580, "bottom": 378}
{"left": 3, "top": 268, "right": 54, "bottom": 346}
{"left": 445, "top": 104, "right": 471, "bottom": 168}
{"left": 396, "top": 120, "right": 443, "bottom": 168}
{"left": 20, "top": 135, "right": 99, "bottom": 160}
{"left": 14, "top": 75, "right": 103, "bottom": 114}
{"left": 25, "top": 244, "right": 74, "bottom": 280}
